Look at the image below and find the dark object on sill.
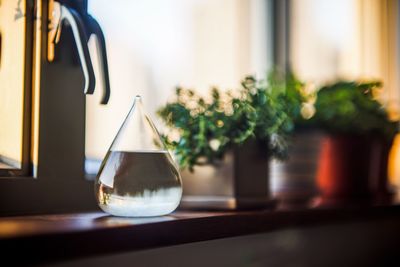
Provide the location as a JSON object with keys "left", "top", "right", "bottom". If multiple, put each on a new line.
{"left": 48, "top": 0, "right": 110, "bottom": 103}
{"left": 179, "top": 140, "right": 275, "bottom": 210}
{"left": 316, "top": 134, "right": 395, "bottom": 207}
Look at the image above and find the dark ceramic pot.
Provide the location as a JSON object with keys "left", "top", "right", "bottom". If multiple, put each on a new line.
{"left": 179, "top": 140, "right": 274, "bottom": 210}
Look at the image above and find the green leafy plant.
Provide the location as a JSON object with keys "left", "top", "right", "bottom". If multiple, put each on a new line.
{"left": 310, "top": 80, "right": 399, "bottom": 140}
{"left": 157, "top": 71, "right": 306, "bottom": 170}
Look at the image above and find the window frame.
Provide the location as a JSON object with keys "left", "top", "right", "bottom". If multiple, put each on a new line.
{"left": 0, "top": 0, "right": 97, "bottom": 216}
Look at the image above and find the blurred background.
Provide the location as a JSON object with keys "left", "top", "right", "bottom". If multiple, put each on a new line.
{"left": 84, "top": 0, "right": 400, "bottom": 183}
{"left": 0, "top": 0, "right": 399, "bottom": 183}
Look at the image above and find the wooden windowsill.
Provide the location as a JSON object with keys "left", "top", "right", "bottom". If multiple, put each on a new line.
{"left": 2, "top": 203, "right": 400, "bottom": 266}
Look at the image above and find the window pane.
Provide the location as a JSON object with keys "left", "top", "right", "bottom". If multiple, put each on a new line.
{"left": 0, "top": 0, "right": 26, "bottom": 169}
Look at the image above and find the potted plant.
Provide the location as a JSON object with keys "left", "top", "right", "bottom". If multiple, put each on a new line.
{"left": 310, "top": 81, "right": 399, "bottom": 206}
{"left": 157, "top": 72, "right": 297, "bottom": 210}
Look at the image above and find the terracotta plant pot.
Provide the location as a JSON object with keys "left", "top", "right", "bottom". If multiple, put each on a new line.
{"left": 316, "top": 134, "right": 393, "bottom": 205}
{"left": 179, "top": 140, "right": 274, "bottom": 210}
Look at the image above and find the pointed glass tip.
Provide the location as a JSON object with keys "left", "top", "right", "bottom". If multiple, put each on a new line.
{"left": 134, "top": 95, "right": 143, "bottom": 106}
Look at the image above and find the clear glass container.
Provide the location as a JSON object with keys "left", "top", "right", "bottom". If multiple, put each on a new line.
{"left": 95, "top": 96, "right": 182, "bottom": 217}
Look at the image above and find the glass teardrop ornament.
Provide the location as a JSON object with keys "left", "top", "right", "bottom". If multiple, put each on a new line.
{"left": 95, "top": 96, "right": 182, "bottom": 217}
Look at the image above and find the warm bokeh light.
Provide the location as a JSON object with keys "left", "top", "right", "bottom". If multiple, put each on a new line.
{"left": 388, "top": 133, "right": 400, "bottom": 187}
